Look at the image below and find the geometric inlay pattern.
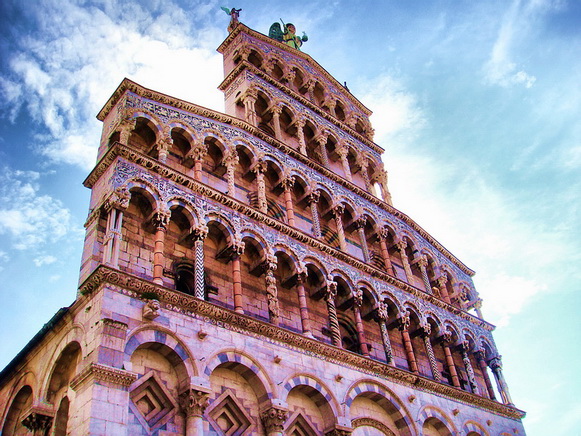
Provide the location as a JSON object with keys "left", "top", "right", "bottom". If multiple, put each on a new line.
{"left": 207, "top": 389, "right": 253, "bottom": 436}
{"left": 285, "top": 412, "right": 319, "bottom": 436}
{"left": 129, "top": 372, "right": 177, "bottom": 432}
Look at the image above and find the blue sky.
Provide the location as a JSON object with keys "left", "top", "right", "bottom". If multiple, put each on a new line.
{"left": 0, "top": 1, "right": 579, "bottom": 433}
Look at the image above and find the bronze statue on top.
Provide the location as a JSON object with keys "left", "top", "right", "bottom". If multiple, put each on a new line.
{"left": 269, "top": 20, "right": 308, "bottom": 50}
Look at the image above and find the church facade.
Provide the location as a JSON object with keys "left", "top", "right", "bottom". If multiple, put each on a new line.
{"left": 0, "top": 19, "right": 526, "bottom": 436}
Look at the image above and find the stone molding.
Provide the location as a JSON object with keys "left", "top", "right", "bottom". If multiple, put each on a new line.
{"left": 352, "top": 417, "right": 394, "bottom": 435}
{"left": 78, "top": 265, "right": 525, "bottom": 420}
{"left": 70, "top": 362, "right": 137, "bottom": 391}
{"left": 82, "top": 143, "right": 488, "bottom": 332}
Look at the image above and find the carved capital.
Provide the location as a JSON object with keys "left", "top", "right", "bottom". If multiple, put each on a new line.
{"left": 395, "top": 239, "right": 407, "bottom": 252}
{"left": 376, "top": 302, "right": 389, "bottom": 322}
{"left": 378, "top": 226, "right": 391, "bottom": 241}
{"left": 352, "top": 289, "right": 363, "bottom": 308}
{"left": 253, "top": 158, "right": 267, "bottom": 175}
{"left": 105, "top": 186, "right": 131, "bottom": 211}
{"left": 152, "top": 208, "right": 171, "bottom": 229}
{"left": 270, "top": 103, "right": 284, "bottom": 115}
{"left": 191, "top": 223, "right": 209, "bottom": 241}
{"left": 260, "top": 406, "right": 288, "bottom": 434}
{"left": 179, "top": 389, "right": 210, "bottom": 418}
{"left": 325, "top": 279, "right": 338, "bottom": 301}
{"left": 223, "top": 148, "right": 239, "bottom": 166}
{"left": 22, "top": 411, "right": 53, "bottom": 432}
{"left": 314, "top": 132, "right": 329, "bottom": 146}
{"left": 281, "top": 175, "right": 296, "bottom": 191}
{"left": 188, "top": 141, "right": 207, "bottom": 161}
{"left": 420, "top": 322, "right": 432, "bottom": 336}
{"left": 332, "top": 203, "right": 345, "bottom": 218}
{"left": 398, "top": 312, "right": 410, "bottom": 331}
{"left": 308, "top": 190, "right": 320, "bottom": 204}
{"left": 355, "top": 215, "right": 367, "bottom": 229}
{"left": 231, "top": 239, "right": 245, "bottom": 258}
{"left": 489, "top": 356, "right": 503, "bottom": 371}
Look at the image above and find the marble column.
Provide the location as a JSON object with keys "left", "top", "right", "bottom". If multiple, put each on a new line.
{"left": 416, "top": 256, "right": 433, "bottom": 294}
{"left": 355, "top": 216, "right": 370, "bottom": 262}
{"left": 152, "top": 208, "right": 171, "bottom": 285}
{"left": 395, "top": 240, "right": 413, "bottom": 283}
{"left": 308, "top": 190, "right": 322, "bottom": 238}
{"left": 265, "top": 256, "right": 280, "bottom": 325}
{"left": 314, "top": 133, "right": 330, "bottom": 166}
{"left": 399, "top": 313, "right": 418, "bottom": 373}
{"left": 103, "top": 187, "right": 130, "bottom": 268}
{"left": 282, "top": 176, "right": 296, "bottom": 226}
{"left": 253, "top": 158, "right": 268, "bottom": 214}
{"left": 336, "top": 144, "right": 352, "bottom": 182}
{"left": 378, "top": 227, "right": 395, "bottom": 275}
{"left": 260, "top": 406, "right": 289, "bottom": 436}
{"left": 357, "top": 156, "right": 372, "bottom": 192}
{"left": 325, "top": 279, "right": 342, "bottom": 347}
{"left": 436, "top": 275, "right": 452, "bottom": 304}
{"left": 332, "top": 204, "right": 347, "bottom": 251}
{"left": 241, "top": 89, "right": 258, "bottom": 126}
{"left": 179, "top": 388, "right": 210, "bottom": 436}
{"left": 230, "top": 239, "right": 245, "bottom": 314}
{"left": 375, "top": 302, "right": 393, "bottom": 365}
{"left": 191, "top": 224, "right": 208, "bottom": 300}
{"left": 296, "top": 272, "right": 312, "bottom": 336}
{"left": 461, "top": 341, "right": 479, "bottom": 395}
{"left": 421, "top": 323, "right": 441, "bottom": 382}
{"left": 352, "top": 289, "right": 369, "bottom": 356}
{"left": 476, "top": 350, "right": 496, "bottom": 400}
{"left": 489, "top": 356, "right": 514, "bottom": 405}
{"left": 189, "top": 141, "right": 207, "bottom": 182}
{"left": 442, "top": 334, "right": 461, "bottom": 388}
{"left": 118, "top": 117, "right": 136, "bottom": 145}
{"left": 271, "top": 104, "right": 283, "bottom": 140}
{"left": 223, "top": 148, "right": 239, "bottom": 197}
{"left": 295, "top": 118, "right": 307, "bottom": 155}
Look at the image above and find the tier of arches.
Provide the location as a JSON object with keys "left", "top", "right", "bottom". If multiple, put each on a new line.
{"left": 231, "top": 39, "right": 374, "bottom": 141}
{"left": 97, "top": 183, "right": 513, "bottom": 406}
{"left": 1, "top": 332, "right": 503, "bottom": 435}
{"left": 107, "top": 113, "right": 476, "bottom": 314}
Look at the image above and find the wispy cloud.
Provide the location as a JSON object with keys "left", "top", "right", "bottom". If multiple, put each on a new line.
{"left": 0, "top": 168, "right": 72, "bottom": 251}
{"left": 483, "top": 0, "right": 541, "bottom": 88}
{"left": 0, "top": 0, "right": 225, "bottom": 170}
{"left": 33, "top": 255, "right": 57, "bottom": 267}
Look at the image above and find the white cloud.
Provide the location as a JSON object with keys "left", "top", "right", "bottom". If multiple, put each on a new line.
{"left": 0, "top": 168, "right": 72, "bottom": 251}
{"left": 1, "top": 0, "right": 225, "bottom": 171}
{"left": 362, "top": 75, "right": 426, "bottom": 145}
{"left": 33, "top": 255, "right": 57, "bottom": 267}
{"left": 483, "top": 0, "right": 538, "bottom": 88}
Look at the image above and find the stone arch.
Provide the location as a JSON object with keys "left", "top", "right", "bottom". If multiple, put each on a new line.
{"left": 124, "top": 327, "right": 197, "bottom": 390}
{"left": 166, "top": 197, "right": 201, "bottom": 228}
{"left": 462, "top": 420, "right": 489, "bottom": 436}
{"left": 45, "top": 341, "right": 82, "bottom": 403}
{"left": 238, "top": 228, "right": 270, "bottom": 257}
{"left": 302, "top": 256, "right": 329, "bottom": 279}
{"left": 402, "top": 302, "right": 425, "bottom": 325}
{"left": 272, "top": 243, "right": 300, "bottom": 273}
{"left": 478, "top": 337, "right": 497, "bottom": 359}
{"left": 205, "top": 213, "right": 236, "bottom": 242}
{"left": 344, "top": 380, "right": 415, "bottom": 435}
{"left": 356, "top": 280, "right": 379, "bottom": 306}
{"left": 121, "top": 177, "right": 164, "bottom": 212}
{"left": 282, "top": 374, "right": 340, "bottom": 430}
{"left": 381, "top": 290, "right": 405, "bottom": 317}
{"left": 418, "top": 405, "right": 456, "bottom": 435}
{"left": 203, "top": 349, "right": 275, "bottom": 406}
{"left": 1, "top": 384, "right": 34, "bottom": 436}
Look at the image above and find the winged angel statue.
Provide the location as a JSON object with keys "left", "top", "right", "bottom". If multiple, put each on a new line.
{"left": 269, "top": 20, "right": 308, "bottom": 50}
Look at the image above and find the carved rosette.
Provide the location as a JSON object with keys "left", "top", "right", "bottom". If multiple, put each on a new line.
{"left": 260, "top": 406, "right": 288, "bottom": 434}
{"left": 179, "top": 389, "right": 210, "bottom": 418}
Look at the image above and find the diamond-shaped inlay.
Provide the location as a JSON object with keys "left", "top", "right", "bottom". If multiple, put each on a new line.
{"left": 208, "top": 390, "right": 253, "bottom": 436}
{"left": 286, "top": 413, "right": 318, "bottom": 436}
{"left": 129, "top": 372, "right": 176, "bottom": 430}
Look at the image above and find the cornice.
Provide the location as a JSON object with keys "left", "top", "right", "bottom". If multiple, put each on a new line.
{"left": 216, "top": 23, "right": 372, "bottom": 116}
{"left": 79, "top": 265, "right": 524, "bottom": 421}
{"left": 70, "top": 362, "right": 137, "bottom": 391}
{"left": 83, "top": 142, "right": 489, "bottom": 329}
{"left": 218, "top": 61, "right": 383, "bottom": 154}
{"left": 93, "top": 81, "right": 475, "bottom": 278}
